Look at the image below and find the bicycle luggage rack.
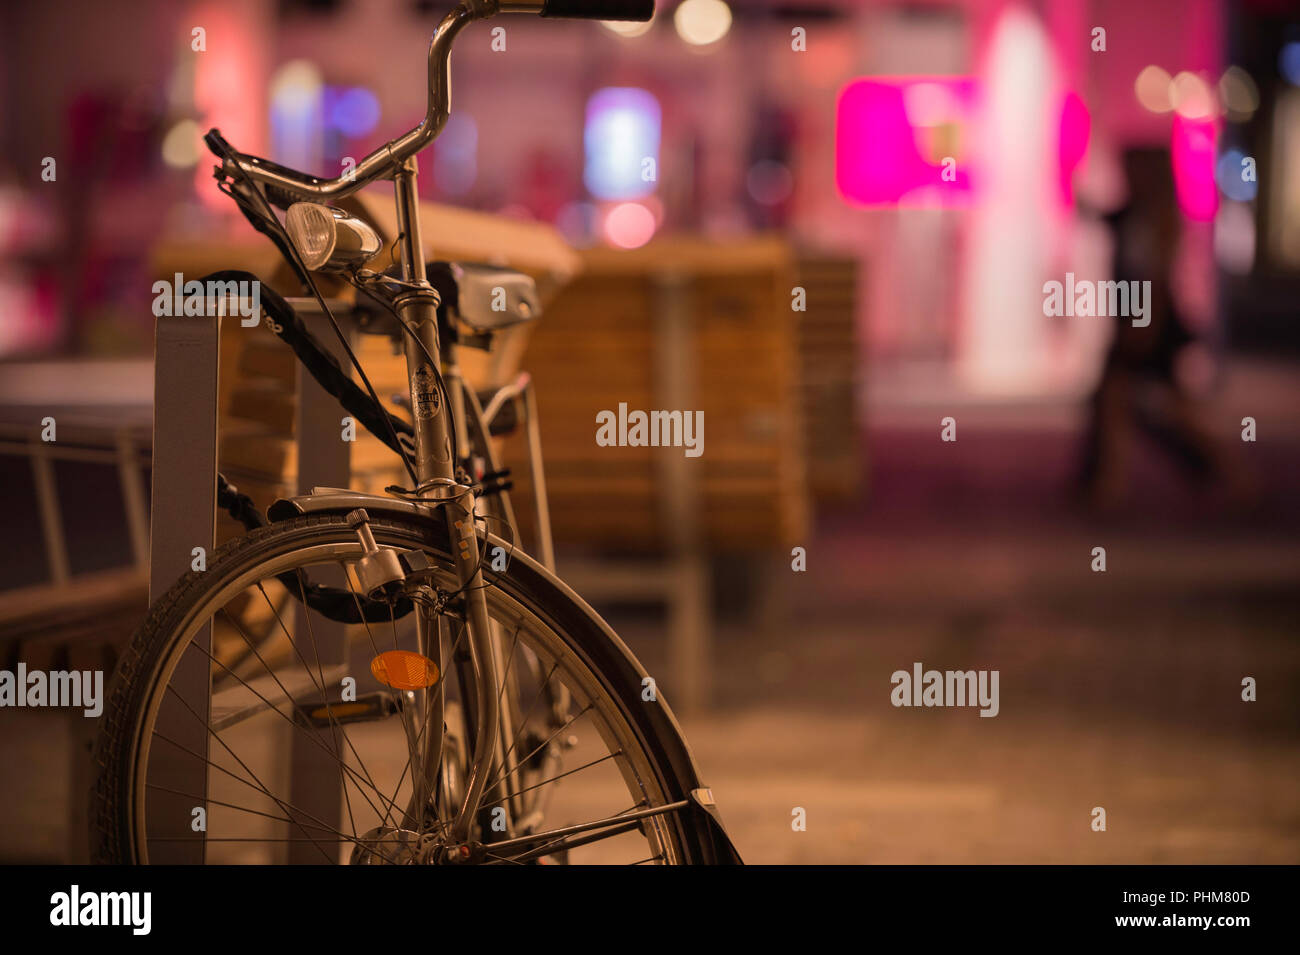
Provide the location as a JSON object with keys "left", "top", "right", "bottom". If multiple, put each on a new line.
{"left": 150, "top": 296, "right": 355, "bottom": 863}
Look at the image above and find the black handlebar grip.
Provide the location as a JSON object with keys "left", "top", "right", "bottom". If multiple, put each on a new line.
{"left": 539, "top": 0, "right": 653, "bottom": 21}
{"left": 204, "top": 128, "right": 234, "bottom": 159}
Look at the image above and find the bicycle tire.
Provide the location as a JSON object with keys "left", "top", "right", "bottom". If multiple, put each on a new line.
{"left": 91, "top": 512, "right": 729, "bottom": 864}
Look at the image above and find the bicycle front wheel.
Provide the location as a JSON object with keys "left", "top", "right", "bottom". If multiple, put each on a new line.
{"left": 91, "top": 512, "right": 724, "bottom": 864}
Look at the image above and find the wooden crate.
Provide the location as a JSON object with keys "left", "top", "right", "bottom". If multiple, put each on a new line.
{"left": 497, "top": 236, "right": 809, "bottom": 555}
{"left": 794, "top": 252, "right": 863, "bottom": 502}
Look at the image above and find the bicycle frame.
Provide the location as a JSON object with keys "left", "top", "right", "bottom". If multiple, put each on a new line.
{"left": 218, "top": 0, "right": 521, "bottom": 848}
{"left": 214, "top": 0, "right": 651, "bottom": 855}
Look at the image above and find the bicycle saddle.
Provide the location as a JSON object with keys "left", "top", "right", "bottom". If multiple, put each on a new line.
{"left": 426, "top": 261, "right": 542, "bottom": 332}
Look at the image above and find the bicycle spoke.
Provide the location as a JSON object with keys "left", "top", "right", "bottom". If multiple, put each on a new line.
{"left": 252, "top": 584, "right": 390, "bottom": 814}
{"left": 487, "top": 657, "right": 561, "bottom": 800}
{"left": 145, "top": 780, "right": 401, "bottom": 864}
{"left": 211, "top": 608, "right": 399, "bottom": 824}
{"left": 159, "top": 682, "right": 338, "bottom": 864}
{"left": 507, "top": 750, "right": 621, "bottom": 802}
{"left": 294, "top": 572, "right": 358, "bottom": 840}
{"left": 480, "top": 701, "right": 591, "bottom": 802}
{"left": 160, "top": 637, "right": 403, "bottom": 837}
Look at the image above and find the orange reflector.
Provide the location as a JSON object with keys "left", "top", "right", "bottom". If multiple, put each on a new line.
{"left": 370, "top": 650, "right": 440, "bottom": 691}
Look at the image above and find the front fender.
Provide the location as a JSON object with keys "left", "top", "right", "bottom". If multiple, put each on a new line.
{"left": 268, "top": 485, "right": 432, "bottom": 526}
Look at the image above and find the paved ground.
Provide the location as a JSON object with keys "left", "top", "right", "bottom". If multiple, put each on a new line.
{"left": 608, "top": 404, "right": 1300, "bottom": 864}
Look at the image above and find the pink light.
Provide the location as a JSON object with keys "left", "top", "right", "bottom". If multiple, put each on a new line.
{"left": 192, "top": 3, "right": 267, "bottom": 209}
{"left": 835, "top": 77, "right": 976, "bottom": 206}
{"left": 1171, "top": 113, "right": 1219, "bottom": 221}
{"left": 603, "top": 202, "right": 656, "bottom": 249}
{"left": 1057, "top": 91, "right": 1090, "bottom": 205}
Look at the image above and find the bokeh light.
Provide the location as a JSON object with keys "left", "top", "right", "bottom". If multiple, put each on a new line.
{"left": 1215, "top": 148, "right": 1258, "bottom": 202}
{"left": 584, "top": 87, "right": 660, "bottom": 201}
{"left": 601, "top": 18, "right": 653, "bottom": 39}
{"left": 674, "top": 0, "right": 732, "bottom": 47}
{"left": 1218, "top": 66, "right": 1259, "bottom": 121}
{"left": 434, "top": 113, "right": 478, "bottom": 195}
{"left": 1134, "top": 65, "right": 1173, "bottom": 113}
{"left": 269, "top": 60, "right": 323, "bottom": 114}
{"left": 746, "top": 160, "right": 794, "bottom": 205}
{"left": 1171, "top": 71, "right": 1214, "bottom": 120}
{"left": 327, "top": 87, "right": 380, "bottom": 138}
{"left": 1171, "top": 113, "right": 1219, "bottom": 221}
{"left": 161, "top": 119, "right": 202, "bottom": 168}
{"left": 1214, "top": 199, "right": 1256, "bottom": 274}
{"left": 603, "top": 201, "right": 657, "bottom": 248}
{"left": 1280, "top": 41, "right": 1300, "bottom": 86}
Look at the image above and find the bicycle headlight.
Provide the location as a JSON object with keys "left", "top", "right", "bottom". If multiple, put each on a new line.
{"left": 285, "top": 201, "right": 382, "bottom": 272}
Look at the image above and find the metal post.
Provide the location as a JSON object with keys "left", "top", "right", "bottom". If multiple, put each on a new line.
{"left": 147, "top": 312, "right": 220, "bottom": 863}
{"left": 116, "top": 430, "right": 150, "bottom": 570}
{"left": 30, "top": 443, "right": 69, "bottom": 584}
{"left": 286, "top": 303, "right": 353, "bottom": 864}
{"left": 653, "top": 272, "right": 710, "bottom": 714}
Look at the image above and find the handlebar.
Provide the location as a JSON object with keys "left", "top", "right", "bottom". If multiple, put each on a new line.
{"left": 538, "top": 0, "right": 654, "bottom": 18}
{"left": 211, "top": 0, "right": 654, "bottom": 206}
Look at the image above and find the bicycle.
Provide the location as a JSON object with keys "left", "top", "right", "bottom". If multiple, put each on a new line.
{"left": 91, "top": 0, "right": 741, "bottom": 865}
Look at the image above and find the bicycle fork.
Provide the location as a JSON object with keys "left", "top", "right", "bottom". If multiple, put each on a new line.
{"left": 390, "top": 158, "right": 499, "bottom": 850}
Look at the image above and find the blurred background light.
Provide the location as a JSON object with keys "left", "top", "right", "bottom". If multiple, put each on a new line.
{"left": 584, "top": 87, "right": 661, "bottom": 201}
{"left": 836, "top": 77, "right": 975, "bottom": 206}
{"left": 1215, "top": 199, "right": 1257, "bottom": 274}
{"left": 160, "top": 118, "right": 202, "bottom": 168}
{"left": 327, "top": 86, "right": 380, "bottom": 138}
{"left": 269, "top": 59, "right": 322, "bottom": 114}
{"left": 1215, "top": 148, "right": 1259, "bottom": 202}
{"left": 1218, "top": 66, "right": 1259, "bottom": 121}
{"left": 1279, "top": 41, "right": 1300, "bottom": 86}
{"left": 1171, "top": 114, "right": 1219, "bottom": 221}
{"left": 674, "top": 0, "right": 732, "bottom": 47}
{"left": 269, "top": 59, "right": 324, "bottom": 173}
{"left": 1171, "top": 71, "right": 1214, "bottom": 120}
{"left": 433, "top": 112, "right": 478, "bottom": 196}
{"left": 603, "top": 201, "right": 657, "bottom": 248}
{"left": 903, "top": 82, "right": 959, "bottom": 128}
{"left": 746, "top": 159, "right": 794, "bottom": 206}
{"left": 1134, "top": 65, "right": 1173, "bottom": 113}
{"left": 601, "top": 18, "right": 653, "bottom": 39}
{"left": 1058, "top": 91, "right": 1091, "bottom": 205}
